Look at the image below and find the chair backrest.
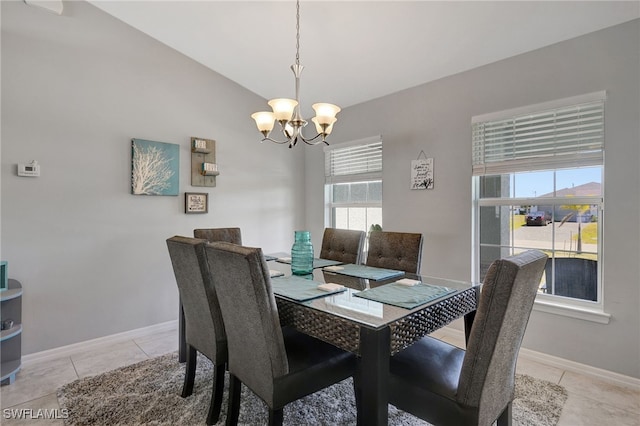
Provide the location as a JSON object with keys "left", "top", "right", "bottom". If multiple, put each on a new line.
{"left": 365, "top": 231, "right": 424, "bottom": 274}
{"left": 194, "top": 227, "right": 242, "bottom": 245}
{"left": 457, "top": 250, "right": 548, "bottom": 425}
{"left": 166, "top": 236, "right": 226, "bottom": 360}
{"left": 545, "top": 257, "right": 597, "bottom": 301}
{"left": 204, "top": 241, "right": 288, "bottom": 402}
{"left": 320, "top": 228, "right": 366, "bottom": 264}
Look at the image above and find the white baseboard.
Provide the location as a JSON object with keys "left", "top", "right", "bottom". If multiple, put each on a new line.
{"left": 518, "top": 347, "right": 640, "bottom": 390}
{"left": 22, "top": 320, "right": 178, "bottom": 365}
{"left": 437, "top": 327, "right": 640, "bottom": 390}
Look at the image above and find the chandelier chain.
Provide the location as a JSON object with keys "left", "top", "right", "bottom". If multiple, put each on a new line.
{"left": 295, "top": 0, "right": 300, "bottom": 66}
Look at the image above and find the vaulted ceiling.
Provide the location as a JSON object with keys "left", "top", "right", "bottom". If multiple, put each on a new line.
{"left": 88, "top": 1, "right": 639, "bottom": 114}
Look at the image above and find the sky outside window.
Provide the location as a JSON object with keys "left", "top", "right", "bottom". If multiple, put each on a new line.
{"left": 512, "top": 166, "right": 602, "bottom": 198}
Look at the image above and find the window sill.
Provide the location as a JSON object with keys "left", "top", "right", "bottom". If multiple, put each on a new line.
{"left": 533, "top": 299, "right": 611, "bottom": 324}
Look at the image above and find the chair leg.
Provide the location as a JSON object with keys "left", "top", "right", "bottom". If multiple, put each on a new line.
{"left": 206, "top": 363, "right": 226, "bottom": 425}
{"left": 181, "top": 345, "right": 197, "bottom": 398}
{"left": 497, "top": 401, "right": 513, "bottom": 426}
{"left": 268, "top": 408, "right": 283, "bottom": 426}
{"left": 352, "top": 375, "right": 362, "bottom": 426}
{"left": 225, "top": 374, "right": 241, "bottom": 426}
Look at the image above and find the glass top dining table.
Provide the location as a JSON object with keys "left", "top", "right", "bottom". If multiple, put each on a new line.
{"left": 178, "top": 254, "right": 480, "bottom": 426}
{"left": 265, "top": 256, "right": 481, "bottom": 426}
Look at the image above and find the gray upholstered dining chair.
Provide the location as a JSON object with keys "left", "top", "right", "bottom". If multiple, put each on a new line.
{"left": 387, "top": 250, "right": 548, "bottom": 426}
{"left": 166, "top": 236, "right": 227, "bottom": 425}
{"left": 175, "top": 227, "right": 241, "bottom": 363}
{"left": 544, "top": 257, "right": 597, "bottom": 301}
{"left": 194, "top": 227, "right": 242, "bottom": 245}
{"left": 204, "top": 241, "right": 358, "bottom": 426}
{"left": 366, "top": 230, "right": 424, "bottom": 274}
{"left": 320, "top": 228, "right": 366, "bottom": 264}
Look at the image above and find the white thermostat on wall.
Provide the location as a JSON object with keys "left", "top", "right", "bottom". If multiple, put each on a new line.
{"left": 18, "top": 161, "right": 41, "bottom": 177}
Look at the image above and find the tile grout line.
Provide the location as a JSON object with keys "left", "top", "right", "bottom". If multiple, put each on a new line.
{"left": 558, "top": 369, "right": 567, "bottom": 385}
{"left": 132, "top": 338, "right": 153, "bottom": 359}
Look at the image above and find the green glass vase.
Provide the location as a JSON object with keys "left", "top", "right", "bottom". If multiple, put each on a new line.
{"left": 291, "top": 230, "right": 314, "bottom": 275}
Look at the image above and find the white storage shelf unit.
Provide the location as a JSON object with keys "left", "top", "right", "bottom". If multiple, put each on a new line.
{"left": 1, "top": 279, "right": 22, "bottom": 385}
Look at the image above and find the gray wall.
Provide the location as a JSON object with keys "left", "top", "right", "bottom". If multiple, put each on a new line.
{"left": 1, "top": 1, "right": 304, "bottom": 354}
{"left": 3, "top": 0, "right": 638, "bottom": 379}
{"left": 307, "top": 19, "right": 640, "bottom": 378}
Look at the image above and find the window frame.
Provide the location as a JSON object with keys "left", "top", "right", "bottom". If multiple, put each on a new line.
{"left": 324, "top": 136, "right": 383, "bottom": 231}
{"left": 471, "top": 93, "right": 609, "bottom": 322}
{"left": 326, "top": 181, "right": 383, "bottom": 230}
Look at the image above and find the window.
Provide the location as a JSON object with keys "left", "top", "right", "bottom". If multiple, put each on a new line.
{"left": 325, "top": 136, "right": 382, "bottom": 233}
{"left": 472, "top": 92, "right": 605, "bottom": 308}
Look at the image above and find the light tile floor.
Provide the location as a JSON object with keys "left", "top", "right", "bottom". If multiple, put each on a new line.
{"left": 1, "top": 325, "right": 638, "bottom": 425}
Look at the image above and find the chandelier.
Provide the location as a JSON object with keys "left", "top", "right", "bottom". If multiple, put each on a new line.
{"left": 251, "top": 0, "right": 340, "bottom": 148}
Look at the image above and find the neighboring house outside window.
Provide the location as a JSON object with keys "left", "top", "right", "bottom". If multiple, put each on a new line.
{"left": 471, "top": 92, "right": 605, "bottom": 313}
{"left": 324, "top": 136, "right": 382, "bottom": 234}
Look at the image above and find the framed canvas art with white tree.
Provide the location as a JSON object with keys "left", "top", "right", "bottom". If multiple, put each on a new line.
{"left": 131, "top": 139, "right": 179, "bottom": 196}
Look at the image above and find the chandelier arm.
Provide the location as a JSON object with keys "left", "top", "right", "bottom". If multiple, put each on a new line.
{"left": 297, "top": 131, "right": 323, "bottom": 144}
{"left": 302, "top": 138, "right": 328, "bottom": 146}
{"left": 260, "top": 136, "right": 292, "bottom": 145}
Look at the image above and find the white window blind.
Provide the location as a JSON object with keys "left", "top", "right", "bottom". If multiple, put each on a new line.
{"left": 472, "top": 93, "right": 605, "bottom": 176}
{"left": 325, "top": 136, "right": 382, "bottom": 184}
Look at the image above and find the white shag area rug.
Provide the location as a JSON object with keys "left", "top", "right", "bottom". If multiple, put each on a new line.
{"left": 57, "top": 352, "right": 567, "bottom": 425}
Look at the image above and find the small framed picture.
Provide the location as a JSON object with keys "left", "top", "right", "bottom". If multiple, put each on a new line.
{"left": 185, "top": 192, "right": 208, "bottom": 214}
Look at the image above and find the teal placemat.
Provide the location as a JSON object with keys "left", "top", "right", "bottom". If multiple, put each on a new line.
{"left": 264, "top": 252, "right": 290, "bottom": 262}
{"left": 269, "top": 269, "right": 285, "bottom": 278}
{"left": 353, "top": 282, "right": 456, "bottom": 309}
{"left": 271, "top": 255, "right": 344, "bottom": 269}
{"left": 271, "top": 275, "right": 346, "bottom": 302}
{"left": 312, "top": 258, "right": 345, "bottom": 268}
{"left": 323, "top": 264, "right": 405, "bottom": 281}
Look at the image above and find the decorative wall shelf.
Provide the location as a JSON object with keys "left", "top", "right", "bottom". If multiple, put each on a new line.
{"left": 1, "top": 279, "right": 22, "bottom": 385}
{"left": 191, "top": 137, "right": 217, "bottom": 187}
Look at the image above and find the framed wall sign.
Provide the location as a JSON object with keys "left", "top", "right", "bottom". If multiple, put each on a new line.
{"left": 185, "top": 192, "right": 208, "bottom": 214}
{"left": 411, "top": 156, "right": 434, "bottom": 190}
